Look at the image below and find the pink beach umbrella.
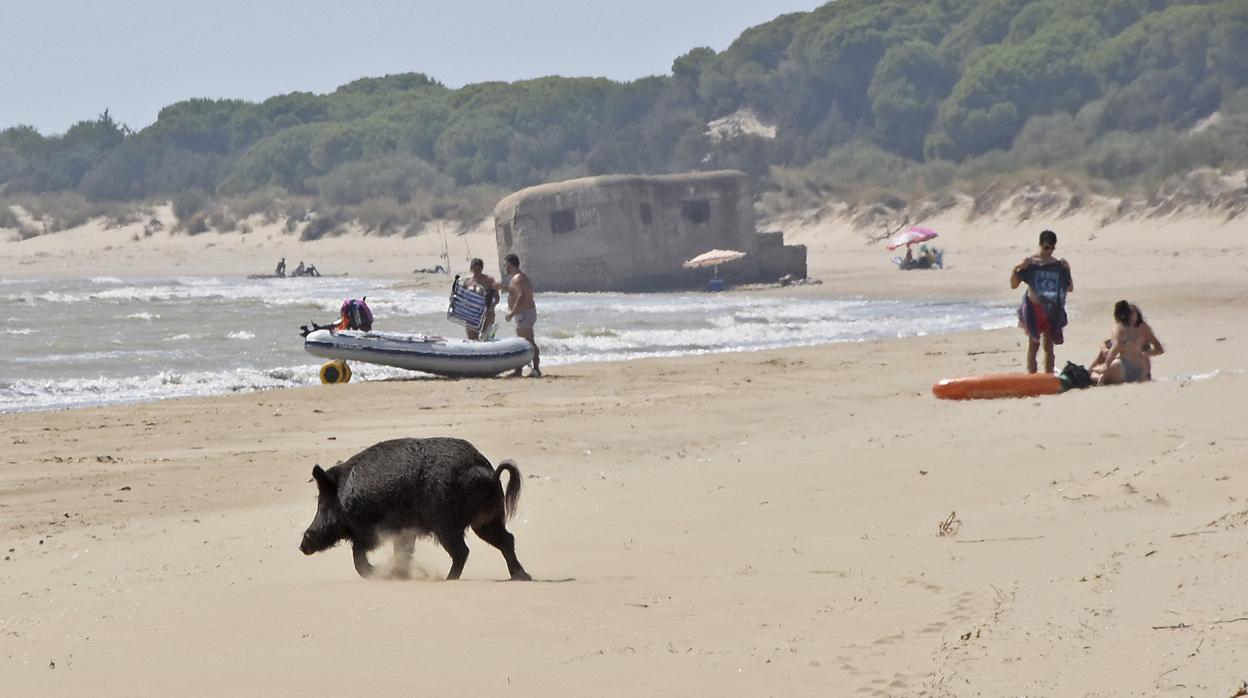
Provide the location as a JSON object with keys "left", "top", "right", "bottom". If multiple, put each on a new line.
{"left": 886, "top": 226, "right": 939, "bottom": 251}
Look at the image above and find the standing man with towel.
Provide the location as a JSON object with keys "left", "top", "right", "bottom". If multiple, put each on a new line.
{"left": 1010, "top": 229, "right": 1073, "bottom": 374}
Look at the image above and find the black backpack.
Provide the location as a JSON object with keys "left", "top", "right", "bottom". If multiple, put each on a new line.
{"left": 1059, "top": 361, "right": 1093, "bottom": 390}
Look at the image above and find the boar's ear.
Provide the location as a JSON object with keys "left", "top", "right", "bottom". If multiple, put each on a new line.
{"left": 311, "top": 464, "right": 335, "bottom": 492}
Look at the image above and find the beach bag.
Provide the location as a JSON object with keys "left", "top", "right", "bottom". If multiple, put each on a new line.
{"left": 1059, "top": 361, "right": 1093, "bottom": 390}
{"left": 340, "top": 297, "right": 373, "bottom": 332}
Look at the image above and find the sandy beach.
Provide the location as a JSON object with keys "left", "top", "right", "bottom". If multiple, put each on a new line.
{"left": 2, "top": 204, "right": 1246, "bottom": 696}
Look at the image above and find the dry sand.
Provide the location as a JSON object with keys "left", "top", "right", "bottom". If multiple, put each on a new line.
{"left": 2, "top": 202, "right": 1247, "bottom": 696}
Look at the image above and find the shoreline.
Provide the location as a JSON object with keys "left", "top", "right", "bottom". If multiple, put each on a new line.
{"left": 0, "top": 274, "right": 1017, "bottom": 415}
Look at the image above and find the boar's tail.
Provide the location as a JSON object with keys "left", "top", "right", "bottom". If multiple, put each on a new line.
{"left": 495, "top": 460, "right": 522, "bottom": 520}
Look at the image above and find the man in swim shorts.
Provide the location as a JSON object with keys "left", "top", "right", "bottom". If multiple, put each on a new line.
{"left": 1010, "top": 230, "right": 1073, "bottom": 374}
{"left": 499, "top": 253, "right": 541, "bottom": 378}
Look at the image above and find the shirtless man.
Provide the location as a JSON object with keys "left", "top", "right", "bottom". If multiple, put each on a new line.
{"left": 463, "top": 257, "right": 498, "bottom": 341}
{"left": 1095, "top": 300, "right": 1164, "bottom": 385}
{"left": 499, "top": 253, "right": 541, "bottom": 378}
{"left": 1010, "top": 230, "right": 1073, "bottom": 374}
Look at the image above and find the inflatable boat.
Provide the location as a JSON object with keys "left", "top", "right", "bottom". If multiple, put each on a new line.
{"left": 303, "top": 329, "right": 533, "bottom": 378}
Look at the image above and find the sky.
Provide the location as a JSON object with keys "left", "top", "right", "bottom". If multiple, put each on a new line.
{"left": 1, "top": 0, "right": 824, "bottom": 135}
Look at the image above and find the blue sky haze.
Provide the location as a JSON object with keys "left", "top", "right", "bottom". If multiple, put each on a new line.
{"left": 1, "top": 0, "right": 821, "bottom": 134}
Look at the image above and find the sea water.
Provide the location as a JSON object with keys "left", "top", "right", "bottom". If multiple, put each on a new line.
{"left": 0, "top": 276, "right": 1015, "bottom": 413}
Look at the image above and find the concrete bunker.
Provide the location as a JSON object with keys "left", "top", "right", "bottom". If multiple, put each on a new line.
{"left": 492, "top": 170, "right": 806, "bottom": 292}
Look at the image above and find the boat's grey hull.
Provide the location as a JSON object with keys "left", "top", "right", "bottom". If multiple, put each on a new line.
{"left": 304, "top": 330, "right": 532, "bottom": 378}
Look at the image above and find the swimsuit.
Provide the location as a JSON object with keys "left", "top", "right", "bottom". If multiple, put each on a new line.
{"left": 1018, "top": 296, "right": 1063, "bottom": 344}
{"left": 1117, "top": 326, "right": 1149, "bottom": 382}
{"left": 1120, "top": 357, "right": 1147, "bottom": 383}
{"left": 513, "top": 308, "right": 537, "bottom": 332}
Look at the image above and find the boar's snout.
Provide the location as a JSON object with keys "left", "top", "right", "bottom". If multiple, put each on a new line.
{"left": 299, "top": 531, "right": 316, "bottom": 555}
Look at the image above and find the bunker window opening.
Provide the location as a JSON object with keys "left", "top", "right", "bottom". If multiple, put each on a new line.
{"left": 550, "top": 209, "right": 576, "bottom": 234}
{"left": 639, "top": 203, "right": 653, "bottom": 226}
{"left": 681, "top": 200, "right": 710, "bottom": 224}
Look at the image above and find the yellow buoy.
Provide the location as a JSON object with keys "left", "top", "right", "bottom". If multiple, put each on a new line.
{"left": 319, "top": 360, "right": 351, "bottom": 385}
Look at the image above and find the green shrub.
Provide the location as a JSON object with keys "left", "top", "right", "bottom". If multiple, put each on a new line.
{"left": 184, "top": 212, "right": 209, "bottom": 235}
{"left": 172, "top": 188, "right": 209, "bottom": 221}
{"left": 301, "top": 213, "right": 341, "bottom": 240}
{"left": 0, "top": 204, "right": 18, "bottom": 229}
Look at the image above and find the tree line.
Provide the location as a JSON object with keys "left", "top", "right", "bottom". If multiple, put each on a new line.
{"left": 2, "top": 0, "right": 1247, "bottom": 227}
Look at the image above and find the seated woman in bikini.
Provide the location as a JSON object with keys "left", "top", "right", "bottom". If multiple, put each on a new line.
{"left": 1093, "top": 300, "right": 1164, "bottom": 385}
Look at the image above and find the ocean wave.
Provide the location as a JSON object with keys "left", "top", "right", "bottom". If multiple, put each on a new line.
{"left": 6, "top": 276, "right": 399, "bottom": 307}
{"left": 89, "top": 276, "right": 124, "bottom": 285}
{"left": 0, "top": 364, "right": 319, "bottom": 414}
{"left": 0, "top": 276, "right": 1017, "bottom": 414}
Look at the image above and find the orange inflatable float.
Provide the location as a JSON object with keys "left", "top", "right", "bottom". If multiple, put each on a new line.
{"left": 932, "top": 373, "right": 1063, "bottom": 400}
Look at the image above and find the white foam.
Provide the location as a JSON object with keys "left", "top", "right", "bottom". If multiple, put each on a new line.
{"left": 0, "top": 276, "right": 1018, "bottom": 414}
{"left": 1, "top": 328, "right": 35, "bottom": 335}
{"left": 1170, "top": 368, "right": 1245, "bottom": 382}
{"left": 0, "top": 364, "right": 318, "bottom": 414}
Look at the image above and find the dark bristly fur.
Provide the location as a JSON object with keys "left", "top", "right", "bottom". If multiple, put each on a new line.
{"left": 299, "top": 437, "right": 530, "bottom": 581}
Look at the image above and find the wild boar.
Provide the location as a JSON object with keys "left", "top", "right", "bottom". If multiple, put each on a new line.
{"left": 299, "top": 437, "right": 530, "bottom": 581}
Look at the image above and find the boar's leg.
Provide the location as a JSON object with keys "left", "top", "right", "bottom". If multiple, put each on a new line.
{"left": 391, "top": 532, "right": 417, "bottom": 580}
{"left": 472, "top": 519, "right": 531, "bottom": 581}
{"left": 351, "top": 541, "right": 376, "bottom": 578}
{"left": 438, "top": 530, "right": 470, "bottom": 580}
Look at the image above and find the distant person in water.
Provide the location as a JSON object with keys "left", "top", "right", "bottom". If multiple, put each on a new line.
{"left": 463, "top": 257, "right": 499, "bottom": 341}
{"left": 1093, "top": 301, "right": 1164, "bottom": 385}
{"left": 275, "top": 257, "right": 286, "bottom": 277}
{"left": 1010, "top": 230, "right": 1073, "bottom": 374}
{"left": 498, "top": 253, "right": 541, "bottom": 377}
{"left": 294, "top": 261, "right": 306, "bottom": 276}
{"left": 305, "top": 263, "right": 320, "bottom": 277}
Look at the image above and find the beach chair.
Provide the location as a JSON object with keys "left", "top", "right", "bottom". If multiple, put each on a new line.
{"left": 447, "top": 275, "right": 494, "bottom": 335}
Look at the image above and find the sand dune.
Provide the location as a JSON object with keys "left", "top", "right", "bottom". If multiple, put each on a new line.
{"left": 1, "top": 201, "right": 1246, "bottom": 696}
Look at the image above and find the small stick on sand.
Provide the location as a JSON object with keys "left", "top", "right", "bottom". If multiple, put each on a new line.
{"left": 956, "top": 535, "right": 1044, "bottom": 544}
{"left": 1151, "top": 617, "right": 1248, "bottom": 630}
{"left": 938, "top": 511, "right": 961, "bottom": 537}
{"left": 1212, "top": 616, "right": 1248, "bottom": 625}
{"left": 1170, "top": 529, "right": 1217, "bottom": 538}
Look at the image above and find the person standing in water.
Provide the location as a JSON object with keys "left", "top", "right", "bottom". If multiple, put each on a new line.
{"left": 1010, "top": 230, "right": 1073, "bottom": 374}
{"left": 275, "top": 257, "right": 286, "bottom": 277}
{"left": 498, "top": 253, "right": 541, "bottom": 378}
